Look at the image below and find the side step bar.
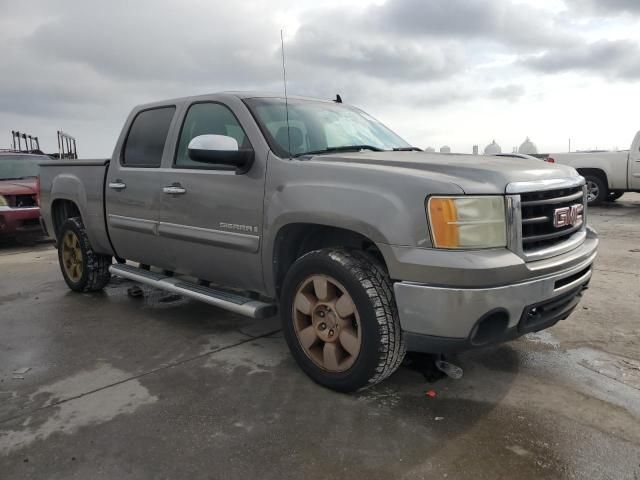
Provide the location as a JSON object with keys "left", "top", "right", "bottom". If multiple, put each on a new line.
{"left": 109, "top": 264, "right": 278, "bottom": 319}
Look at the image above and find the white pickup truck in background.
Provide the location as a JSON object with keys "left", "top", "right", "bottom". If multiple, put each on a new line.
{"left": 547, "top": 130, "right": 640, "bottom": 205}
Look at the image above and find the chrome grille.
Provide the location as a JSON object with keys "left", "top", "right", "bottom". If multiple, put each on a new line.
{"left": 521, "top": 186, "right": 584, "bottom": 251}
{"left": 506, "top": 177, "right": 587, "bottom": 262}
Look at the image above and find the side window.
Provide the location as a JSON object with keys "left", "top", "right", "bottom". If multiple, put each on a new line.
{"left": 175, "top": 103, "right": 250, "bottom": 167}
{"left": 122, "top": 107, "right": 175, "bottom": 167}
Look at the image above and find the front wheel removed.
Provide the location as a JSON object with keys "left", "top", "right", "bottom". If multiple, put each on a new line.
{"left": 281, "top": 248, "right": 406, "bottom": 392}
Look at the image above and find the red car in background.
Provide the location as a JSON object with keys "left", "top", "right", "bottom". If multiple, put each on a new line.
{"left": 0, "top": 152, "right": 46, "bottom": 238}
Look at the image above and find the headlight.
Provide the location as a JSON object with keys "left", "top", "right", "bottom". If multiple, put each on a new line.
{"left": 427, "top": 196, "right": 506, "bottom": 249}
{"left": 0, "top": 195, "right": 7, "bottom": 207}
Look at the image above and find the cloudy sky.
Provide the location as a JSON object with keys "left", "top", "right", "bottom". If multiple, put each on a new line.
{"left": 1, "top": 0, "right": 639, "bottom": 156}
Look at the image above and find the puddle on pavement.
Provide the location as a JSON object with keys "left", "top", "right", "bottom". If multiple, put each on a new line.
{"left": 575, "top": 348, "right": 640, "bottom": 390}
{"left": 205, "top": 337, "right": 289, "bottom": 375}
{"left": 524, "top": 330, "right": 561, "bottom": 349}
{"left": 0, "top": 364, "right": 156, "bottom": 455}
{"left": 28, "top": 363, "right": 129, "bottom": 406}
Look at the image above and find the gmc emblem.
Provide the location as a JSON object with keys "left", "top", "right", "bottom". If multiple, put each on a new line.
{"left": 553, "top": 204, "right": 584, "bottom": 228}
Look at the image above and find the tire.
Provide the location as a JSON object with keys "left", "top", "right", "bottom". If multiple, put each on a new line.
{"left": 280, "top": 248, "right": 406, "bottom": 392}
{"left": 606, "top": 192, "right": 624, "bottom": 202}
{"left": 57, "top": 217, "right": 112, "bottom": 292}
{"left": 584, "top": 175, "right": 608, "bottom": 206}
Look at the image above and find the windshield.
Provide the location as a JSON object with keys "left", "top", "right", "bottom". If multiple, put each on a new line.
{"left": 0, "top": 155, "right": 44, "bottom": 180}
{"left": 244, "top": 98, "right": 412, "bottom": 157}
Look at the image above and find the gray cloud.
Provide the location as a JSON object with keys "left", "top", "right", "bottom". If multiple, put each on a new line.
{"left": 523, "top": 39, "right": 640, "bottom": 80}
{"left": 0, "top": 0, "right": 638, "bottom": 156}
{"left": 288, "top": 27, "right": 465, "bottom": 81}
{"left": 564, "top": 0, "right": 640, "bottom": 16}
{"left": 370, "top": 0, "right": 574, "bottom": 49}
{"left": 22, "top": 1, "right": 282, "bottom": 86}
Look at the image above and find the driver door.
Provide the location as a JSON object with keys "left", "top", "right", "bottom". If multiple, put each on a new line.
{"left": 156, "top": 101, "right": 267, "bottom": 292}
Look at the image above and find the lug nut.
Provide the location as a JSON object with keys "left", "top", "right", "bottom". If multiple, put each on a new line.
{"left": 328, "top": 329, "right": 334, "bottom": 337}
{"left": 319, "top": 322, "right": 327, "bottom": 331}
{"left": 319, "top": 311, "right": 325, "bottom": 318}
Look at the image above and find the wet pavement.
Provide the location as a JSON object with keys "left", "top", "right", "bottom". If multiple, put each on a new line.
{"left": 1, "top": 194, "right": 639, "bottom": 479}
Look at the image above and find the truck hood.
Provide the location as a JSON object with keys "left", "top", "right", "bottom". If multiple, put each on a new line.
{"left": 309, "top": 151, "right": 579, "bottom": 194}
{"left": 0, "top": 178, "right": 37, "bottom": 195}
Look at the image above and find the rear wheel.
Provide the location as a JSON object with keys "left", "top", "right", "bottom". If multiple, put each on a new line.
{"left": 58, "top": 217, "right": 112, "bottom": 292}
{"left": 281, "top": 248, "right": 405, "bottom": 392}
{"left": 584, "top": 175, "right": 608, "bottom": 205}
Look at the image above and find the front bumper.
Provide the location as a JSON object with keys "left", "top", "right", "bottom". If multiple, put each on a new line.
{"left": 393, "top": 230, "right": 598, "bottom": 353}
{"left": 0, "top": 207, "right": 42, "bottom": 236}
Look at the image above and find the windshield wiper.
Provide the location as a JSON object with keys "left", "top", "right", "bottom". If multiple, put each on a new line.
{"left": 392, "top": 147, "right": 422, "bottom": 151}
{"left": 294, "top": 145, "right": 384, "bottom": 158}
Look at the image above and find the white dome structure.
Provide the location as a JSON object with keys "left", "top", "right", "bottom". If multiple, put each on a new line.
{"left": 484, "top": 140, "right": 502, "bottom": 155}
{"left": 518, "top": 137, "right": 538, "bottom": 155}
{"left": 439, "top": 145, "right": 451, "bottom": 153}
{"left": 424, "top": 146, "right": 436, "bottom": 153}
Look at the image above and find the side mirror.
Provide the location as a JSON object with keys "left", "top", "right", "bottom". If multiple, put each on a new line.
{"left": 187, "top": 134, "right": 254, "bottom": 173}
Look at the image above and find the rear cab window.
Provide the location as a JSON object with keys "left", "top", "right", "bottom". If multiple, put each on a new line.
{"left": 122, "top": 107, "right": 176, "bottom": 167}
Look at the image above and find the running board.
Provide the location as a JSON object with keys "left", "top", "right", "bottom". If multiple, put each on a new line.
{"left": 109, "top": 264, "right": 277, "bottom": 319}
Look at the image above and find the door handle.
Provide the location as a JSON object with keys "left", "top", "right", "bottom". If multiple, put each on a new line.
{"left": 108, "top": 181, "right": 126, "bottom": 190}
{"left": 162, "top": 186, "right": 187, "bottom": 195}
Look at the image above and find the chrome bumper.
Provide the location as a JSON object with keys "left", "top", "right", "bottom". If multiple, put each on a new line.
{"left": 394, "top": 247, "right": 596, "bottom": 342}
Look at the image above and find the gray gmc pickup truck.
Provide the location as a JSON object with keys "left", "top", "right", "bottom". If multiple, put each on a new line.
{"left": 40, "top": 92, "right": 598, "bottom": 392}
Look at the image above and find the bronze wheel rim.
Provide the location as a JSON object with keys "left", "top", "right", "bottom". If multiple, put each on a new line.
{"left": 292, "top": 274, "right": 362, "bottom": 372}
{"left": 61, "top": 231, "right": 83, "bottom": 283}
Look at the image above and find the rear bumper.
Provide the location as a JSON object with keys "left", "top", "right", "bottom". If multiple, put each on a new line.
{"left": 393, "top": 231, "right": 597, "bottom": 353}
{"left": 0, "top": 207, "right": 42, "bottom": 235}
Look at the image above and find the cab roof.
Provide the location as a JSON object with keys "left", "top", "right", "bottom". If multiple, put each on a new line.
{"left": 135, "top": 91, "right": 336, "bottom": 110}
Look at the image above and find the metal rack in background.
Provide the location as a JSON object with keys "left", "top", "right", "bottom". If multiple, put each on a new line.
{"left": 11, "top": 130, "right": 40, "bottom": 152}
{"left": 57, "top": 130, "right": 78, "bottom": 159}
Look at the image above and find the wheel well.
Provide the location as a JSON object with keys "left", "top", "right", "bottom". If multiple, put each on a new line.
{"left": 51, "top": 199, "right": 81, "bottom": 239}
{"left": 273, "top": 224, "right": 386, "bottom": 297}
{"left": 577, "top": 168, "right": 608, "bottom": 188}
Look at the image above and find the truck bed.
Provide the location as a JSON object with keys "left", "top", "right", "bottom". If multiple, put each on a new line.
{"left": 39, "top": 159, "right": 113, "bottom": 255}
{"left": 548, "top": 151, "right": 630, "bottom": 190}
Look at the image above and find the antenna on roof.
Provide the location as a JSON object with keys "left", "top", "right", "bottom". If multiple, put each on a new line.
{"left": 280, "top": 29, "right": 292, "bottom": 158}
{"left": 334, "top": 94, "right": 342, "bottom": 103}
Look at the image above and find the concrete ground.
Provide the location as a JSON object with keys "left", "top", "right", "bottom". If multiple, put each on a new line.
{"left": 1, "top": 195, "right": 639, "bottom": 480}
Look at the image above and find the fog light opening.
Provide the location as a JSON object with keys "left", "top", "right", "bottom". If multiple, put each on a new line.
{"left": 470, "top": 310, "right": 509, "bottom": 346}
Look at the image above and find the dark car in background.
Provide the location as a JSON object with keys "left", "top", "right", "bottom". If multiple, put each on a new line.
{"left": 0, "top": 152, "right": 45, "bottom": 238}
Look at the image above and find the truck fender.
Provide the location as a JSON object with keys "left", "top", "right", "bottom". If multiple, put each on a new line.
{"left": 49, "top": 174, "right": 109, "bottom": 253}
{"left": 50, "top": 174, "right": 90, "bottom": 226}
{"left": 262, "top": 183, "right": 418, "bottom": 296}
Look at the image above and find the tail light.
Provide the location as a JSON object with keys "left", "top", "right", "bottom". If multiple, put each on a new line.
{"left": 35, "top": 175, "right": 40, "bottom": 206}
{"left": 546, "top": 156, "right": 555, "bottom": 163}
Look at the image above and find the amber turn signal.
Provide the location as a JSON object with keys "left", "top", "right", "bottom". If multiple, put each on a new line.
{"left": 428, "top": 197, "right": 460, "bottom": 248}
{"left": 427, "top": 196, "right": 507, "bottom": 249}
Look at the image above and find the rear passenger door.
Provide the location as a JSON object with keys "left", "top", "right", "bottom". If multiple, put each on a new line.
{"left": 156, "top": 100, "right": 267, "bottom": 292}
{"left": 105, "top": 105, "right": 178, "bottom": 265}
